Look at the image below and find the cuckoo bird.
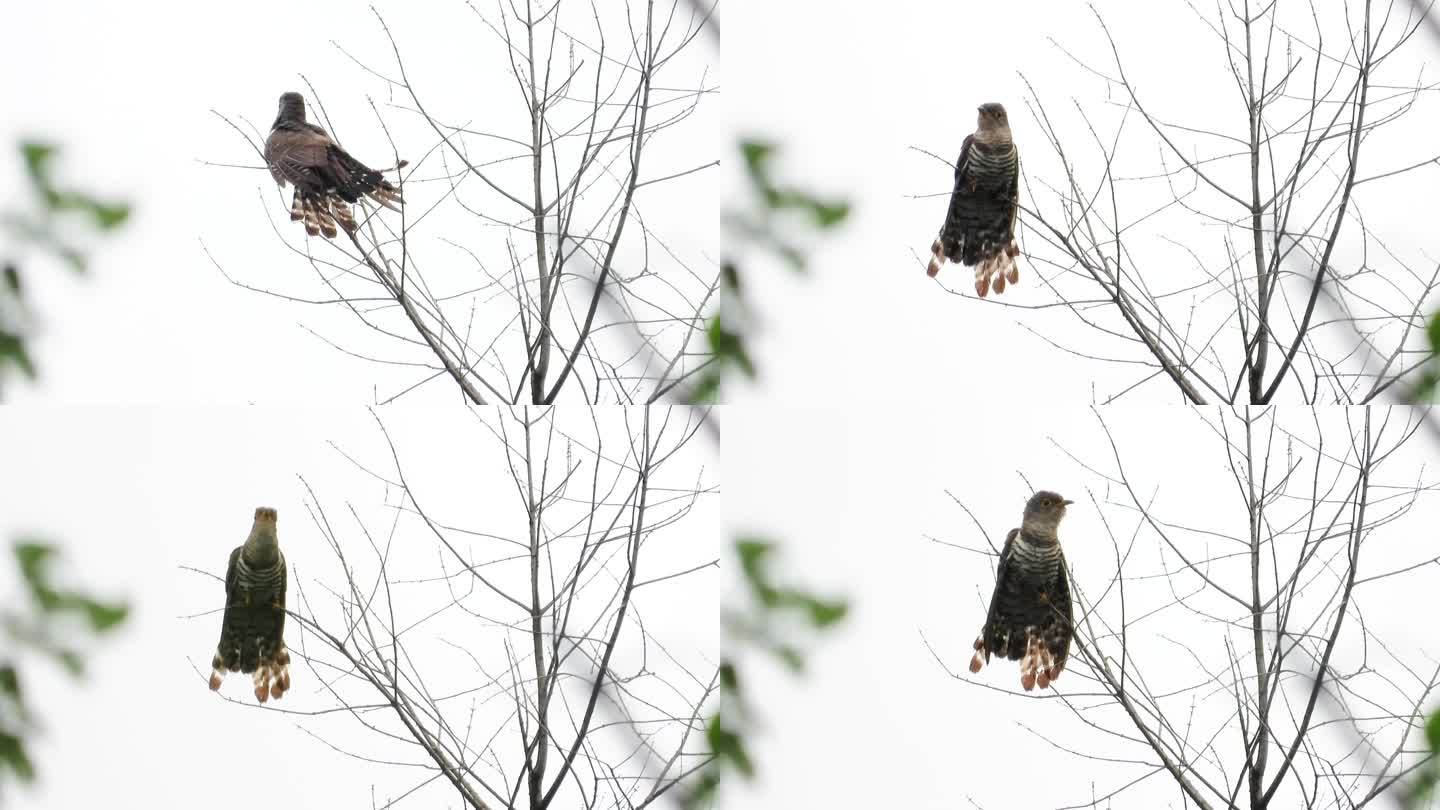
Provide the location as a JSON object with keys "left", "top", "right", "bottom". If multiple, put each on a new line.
{"left": 928, "top": 102, "right": 1022, "bottom": 297}
{"left": 209, "top": 506, "right": 291, "bottom": 703}
{"left": 969, "top": 490, "right": 1074, "bottom": 691}
{"left": 263, "top": 91, "right": 403, "bottom": 239}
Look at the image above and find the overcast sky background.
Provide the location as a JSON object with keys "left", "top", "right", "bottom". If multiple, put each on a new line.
{"left": 2, "top": 0, "right": 718, "bottom": 406}
{"left": 0, "top": 404, "right": 718, "bottom": 809}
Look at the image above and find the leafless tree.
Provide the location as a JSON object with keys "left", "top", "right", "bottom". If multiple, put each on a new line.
{"left": 212, "top": 1, "right": 718, "bottom": 405}
{"left": 924, "top": 0, "right": 1440, "bottom": 404}
{"left": 931, "top": 406, "right": 1440, "bottom": 809}
{"left": 193, "top": 405, "right": 717, "bottom": 809}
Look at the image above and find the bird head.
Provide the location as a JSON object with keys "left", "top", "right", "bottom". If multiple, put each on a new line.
{"left": 244, "top": 506, "right": 281, "bottom": 561}
{"left": 976, "top": 103, "right": 1011, "bottom": 138}
{"left": 275, "top": 92, "right": 307, "bottom": 126}
{"left": 1022, "top": 490, "right": 1072, "bottom": 535}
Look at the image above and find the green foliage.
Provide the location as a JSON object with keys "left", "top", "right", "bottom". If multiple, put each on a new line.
{"left": 692, "top": 139, "right": 849, "bottom": 403}
{"left": 734, "top": 540, "right": 848, "bottom": 642}
{"left": 0, "top": 541, "right": 128, "bottom": 792}
{"left": 685, "top": 137, "right": 852, "bottom": 804}
{"left": 686, "top": 538, "right": 847, "bottom": 807}
{"left": 1407, "top": 708, "right": 1440, "bottom": 807}
{"left": 1413, "top": 311, "right": 1440, "bottom": 401}
{"left": 1, "top": 141, "right": 131, "bottom": 391}
{"left": 17, "top": 142, "right": 132, "bottom": 255}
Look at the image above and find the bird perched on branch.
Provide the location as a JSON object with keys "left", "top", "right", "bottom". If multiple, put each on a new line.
{"left": 970, "top": 491, "right": 1074, "bottom": 691}
{"left": 209, "top": 506, "right": 291, "bottom": 703}
{"left": 263, "top": 91, "right": 404, "bottom": 239}
{"left": 928, "top": 102, "right": 1021, "bottom": 297}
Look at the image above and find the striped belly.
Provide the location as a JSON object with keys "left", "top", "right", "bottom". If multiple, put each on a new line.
{"left": 1010, "top": 531, "right": 1062, "bottom": 583}
{"left": 236, "top": 555, "right": 284, "bottom": 601}
{"left": 969, "top": 143, "right": 1016, "bottom": 189}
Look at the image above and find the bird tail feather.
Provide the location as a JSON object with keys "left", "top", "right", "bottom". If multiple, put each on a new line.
{"left": 332, "top": 149, "right": 403, "bottom": 211}
{"left": 292, "top": 190, "right": 339, "bottom": 239}
{"left": 973, "top": 244, "right": 1020, "bottom": 298}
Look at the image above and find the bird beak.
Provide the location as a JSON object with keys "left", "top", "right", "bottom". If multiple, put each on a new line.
{"left": 1062, "top": 499, "right": 1075, "bottom": 506}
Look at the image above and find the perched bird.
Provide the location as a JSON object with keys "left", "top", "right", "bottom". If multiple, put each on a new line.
{"left": 928, "top": 102, "right": 1021, "bottom": 297}
{"left": 263, "top": 91, "right": 403, "bottom": 239}
{"left": 209, "top": 506, "right": 291, "bottom": 703}
{"left": 970, "top": 491, "right": 1074, "bottom": 691}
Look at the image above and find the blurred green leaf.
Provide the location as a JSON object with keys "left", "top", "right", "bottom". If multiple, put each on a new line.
{"left": 0, "top": 731, "right": 36, "bottom": 784}
{"left": 19, "top": 142, "right": 55, "bottom": 186}
{"left": 691, "top": 372, "right": 721, "bottom": 404}
{"left": 14, "top": 543, "right": 56, "bottom": 601}
{"left": 707, "top": 316, "right": 754, "bottom": 378}
{"left": 804, "top": 596, "right": 847, "bottom": 628}
{"left": 3, "top": 140, "right": 132, "bottom": 395}
{"left": 1415, "top": 372, "right": 1437, "bottom": 402}
{"left": 1428, "top": 311, "right": 1440, "bottom": 354}
{"left": 735, "top": 538, "right": 772, "bottom": 587}
{"left": 0, "top": 665, "right": 18, "bottom": 702}
{"left": 704, "top": 139, "right": 847, "bottom": 408}
{"left": 85, "top": 201, "right": 130, "bottom": 230}
{"left": 81, "top": 600, "right": 128, "bottom": 632}
{"left": 721, "top": 261, "right": 740, "bottom": 294}
{"left": 808, "top": 199, "right": 850, "bottom": 228}
{"left": 1, "top": 539, "right": 128, "bottom": 792}
{"left": 718, "top": 661, "right": 737, "bottom": 693}
{"left": 700, "top": 536, "right": 847, "bottom": 807}
{"left": 0, "top": 332, "right": 37, "bottom": 379}
{"left": 55, "top": 651, "right": 84, "bottom": 677}
{"left": 739, "top": 140, "right": 773, "bottom": 178}
{"left": 694, "top": 135, "right": 851, "bottom": 807}
{"left": 706, "top": 715, "right": 752, "bottom": 778}
{"left": 1406, "top": 708, "right": 1440, "bottom": 806}
{"left": 774, "top": 645, "right": 803, "bottom": 672}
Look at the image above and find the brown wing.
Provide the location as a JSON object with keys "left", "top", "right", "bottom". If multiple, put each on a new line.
{"left": 264, "top": 127, "right": 335, "bottom": 192}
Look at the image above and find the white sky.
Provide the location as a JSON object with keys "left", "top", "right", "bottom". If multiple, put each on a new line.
{"left": 0, "top": 404, "right": 718, "bottom": 809}
{"left": 2, "top": 0, "right": 718, "bottom": 406}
